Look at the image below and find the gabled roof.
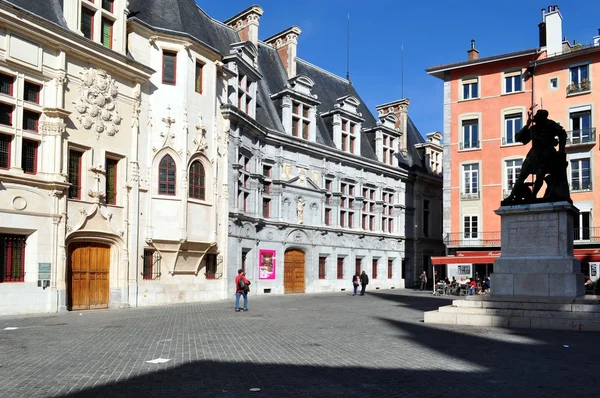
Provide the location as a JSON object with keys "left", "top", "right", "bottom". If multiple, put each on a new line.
{"left": 128, "top": 0, "right": 239, "bottom": 55}
{"left": 2, "top": 0, "right": 67, "bottom": 28}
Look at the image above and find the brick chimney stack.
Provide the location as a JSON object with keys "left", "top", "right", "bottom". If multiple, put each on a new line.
{"left": 467, "top": 39, "right": 479, "bottom": 61}
{"left": 265, "top": 27, "right": 302, "bottom": 78}
{"left": 375, "top": 99, "right": 410, "bottom": 156}
{"left": 224, "top": 5, "right": 264, "bottom": 48}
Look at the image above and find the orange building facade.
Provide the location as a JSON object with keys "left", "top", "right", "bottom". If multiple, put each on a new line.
{"left": 427, "top": 6, "right": 600, "bottom": 282}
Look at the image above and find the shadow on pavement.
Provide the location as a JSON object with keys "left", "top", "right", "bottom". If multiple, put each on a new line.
{"left": 368, "top": 290, "right": 454, "bottom": 311}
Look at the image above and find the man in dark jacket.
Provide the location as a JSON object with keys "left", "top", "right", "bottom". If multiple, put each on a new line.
{"left": 359, "top": 271, "right": 369, "bottom": 296}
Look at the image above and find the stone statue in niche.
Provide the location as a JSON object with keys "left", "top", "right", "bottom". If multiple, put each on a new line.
{"left": 296, "top": 198, "right": 305, "bottom": 224}
{"left": 283, "top": 163, "right": 292, "bottom": 180}
{"left": 73, "top": 68, "right": 122, "bottom": 139}
{"left": 298, "top": 168, "right": 307, "bottom": 187}
{"left": 502, "top": 109, "right": 571, "bottom": 205}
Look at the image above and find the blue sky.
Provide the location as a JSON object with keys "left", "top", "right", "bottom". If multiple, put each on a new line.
{"left": 199, "top": 1, "right": 599, "bottom": 137}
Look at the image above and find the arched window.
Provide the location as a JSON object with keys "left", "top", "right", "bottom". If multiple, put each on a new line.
{"left": 158, "top": 155, "right": 176, "bottom": 195}
{"left": 189, "top": 160, "right": 206, "bottom": 200}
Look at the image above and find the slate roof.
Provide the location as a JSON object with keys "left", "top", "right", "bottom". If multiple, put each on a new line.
{"left": 2, "top": 0, "right": 67, "bottom": 28}
{"left": 128, "top": 0, "right": 239, "bottom": 55}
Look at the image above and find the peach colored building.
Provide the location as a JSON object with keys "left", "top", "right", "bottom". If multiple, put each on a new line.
{"left": 426, "top": 5, "right": 600, "bottom": 282}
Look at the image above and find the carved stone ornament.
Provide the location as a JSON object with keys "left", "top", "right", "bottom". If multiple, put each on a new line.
{"left": 283, "top": 164, "right": 293, "bottom": 180}
{"left": 298, "top": 169, "right": 307, "bottom": 187}
{"left": 73, "top": 68, "right": 122, "bottom": 139}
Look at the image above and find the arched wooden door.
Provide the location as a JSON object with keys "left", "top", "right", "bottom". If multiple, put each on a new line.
{"left": 68, "top": 243, "right": 110, "bottom": 310}
{"left": 284, "top": 249, "right": 305, "bottom": 294}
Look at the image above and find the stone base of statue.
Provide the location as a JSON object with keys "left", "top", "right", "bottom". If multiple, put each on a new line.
{"left": 425, "top": 202, "right": 600, "bottom": 331}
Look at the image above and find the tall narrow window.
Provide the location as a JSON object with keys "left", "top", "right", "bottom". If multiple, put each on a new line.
{"left": 505, "top": 159, "right": 523, "bottom": 195}
{"left": 461, "top": 119, "right": 479, "bottom": 149}
{"left": 318, "top": 256, "right": 326, "bottom": 280}
{"left": 1, "top": 234, "right": 27, "bottom": 282}
{"left": 463, "top": 215, "right": 479, "bottom": 240}
{"left": 195, "top": 62, "right": 203, "bottom": 93}
{"left": 81, "top": 7, "right": 94, "bottom": 40}
{"left": 337, "top": 257, "right": 344, "bottom": 280}
{"left": 205, "top": 254, "right": 217, "bottom": 279}
{"left": 423, "top": 199, "right": 430, "bottom": 237}
{"left": 0, "top": 73, "right": 14, "bottom": 95}
{"left": 372, "top": 258, "right": 378, "bottom": 280}
{"left": 101, "top": 18, "right": 113, "bottom": 49}
{"left": 0, "top": 103, "right": 14, "bottom": 126}
{"left": 570, "top": 158, "right": 591, "bottom": 191}
{"left": 388, "top": 259, "right": 393, "bottom": 279}
{"left": 188, "top": 161, "right": 205, "bottom": 200}
{"left": 341, "top": 120, "right": 357, "bottom": 153}
{"left": 22, "top": 110, "right": 40, "bottom": 132}
{"left": 570, "top": 110, "right": 592, "bottom": 144}
{"left": 262, "top": 198, "right": 270, "bottom": 218}
{"left": 292, "top": 102, "right": 311, "bottom": 139}
{"left": 159, "top": 155, "right": 176, "bottom": 195}
{"left": 462, "top": 163, "right": 480, "bottom": 199}
{"left": 21, "top": 140, "right": 37, "bottom": 174}
{"left": 0, "top": 134, "right": 11, "bottom": 169}
{"left": 162, "top": 51, "right": 177, "bottom": 85}
{"left": 24, "top": 82, "right": 41, "bottom": 103}
{"left": 355, "top": 258, "right": 361, "bottom": 275}
{"left": 143, "top": 249, "right": 161, "bottom": 280}
{"left": 574, "top": 211, "right": 591, "bottom": 241}
{"left": 105, "top": 158, "right": 118, "bottom": 205}
{"left": 504, "top": 113, "right": 522, "bottom": 145}
{"left": 68, "top": 150, "right": 83, "bottom": 199}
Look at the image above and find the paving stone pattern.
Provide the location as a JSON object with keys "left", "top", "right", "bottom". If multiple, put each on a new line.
{"left": 0, "top": 290, "right": 597, "bottom": 397}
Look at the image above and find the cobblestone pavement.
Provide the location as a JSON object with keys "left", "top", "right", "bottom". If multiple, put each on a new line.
{"left": 0, "top": 289, "right": 597, "bottom": 398}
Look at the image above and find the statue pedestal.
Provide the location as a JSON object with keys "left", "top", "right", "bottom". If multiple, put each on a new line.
{"left": 424, "top": 202, "right": 600, "bottom": 331}
{"left": 492, "top": 201, "right": 584, "bottom": 298}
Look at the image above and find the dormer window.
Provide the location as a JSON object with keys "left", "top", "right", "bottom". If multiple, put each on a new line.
{"left": 382, "top": 135, "right": 396, "bottom": 166}
{"left": 292, "top": 102, "right": 310, "bottom": 139}
{"left": 79, "top": 0, "right": 115, "bottom": 49}
{"left": 342, "top": 119, "right": 357, "bottom": 153}
{"left": 237, "top": 74, "right": 254, "bottom": 116}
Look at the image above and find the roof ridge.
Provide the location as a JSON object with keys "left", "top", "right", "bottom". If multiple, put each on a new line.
{"left": 199, "top": 5, "right": 238, "bottom": 34}
{"left": 296, "top": 58, "right": 349, "bottom": 84}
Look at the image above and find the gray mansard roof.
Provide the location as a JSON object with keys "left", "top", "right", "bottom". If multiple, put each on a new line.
{"left": 2, "top": 0, "right": 67, "bottom": 28}
{"left": 128, "top": 0, "right": 239, "bottom": 55}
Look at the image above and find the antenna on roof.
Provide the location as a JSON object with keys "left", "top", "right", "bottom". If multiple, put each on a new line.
{"left": 346, "top": 13, "right": 351, "bottom": 82}
{"left": 401, "top": 44, "right": 404, "bottom": 98}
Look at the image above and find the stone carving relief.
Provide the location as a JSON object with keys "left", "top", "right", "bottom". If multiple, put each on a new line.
{"left": 193, "top": 114, "right": 208, "bottom": 153}
{"left": 283, "top": 163, "right": 293, "bottom": 180}
{"left": 131, "top": 84, "right": 141, "bottom": 128}
{"left": 298, "top": 168, "right": 307, "bottom": 187}
{"left": 73, "top": 68, "right": 122, "bottom": 138}
{"left": 296, "top": 198, "right": 305, "bottom": 224}
{"left": 312, "top": 171, "right": 321, "bottom": 186}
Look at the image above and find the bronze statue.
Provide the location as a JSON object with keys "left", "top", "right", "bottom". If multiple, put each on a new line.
{"left": 502, "top": 109, "right": 572, "bottom": 205}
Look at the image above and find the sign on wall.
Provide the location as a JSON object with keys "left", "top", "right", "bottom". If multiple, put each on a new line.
{"left": 590, "top": 262, "right": 599, "bottom": 282}
{"left": 447, "top": 263, "right": 472, "bottom": 282}
{"left": 258, "top": 250, "right": 276, "bottom": 280}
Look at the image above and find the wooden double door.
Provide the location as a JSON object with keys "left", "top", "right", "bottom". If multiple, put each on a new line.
{"left": 68, "top": 243, "right": 110, "bottom": 310}
{"left": 284, "top": 249, "right": 305, "bottom": 294}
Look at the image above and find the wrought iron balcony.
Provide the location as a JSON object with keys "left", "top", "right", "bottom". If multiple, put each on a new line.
{"left": 459, "top": 141, "right": 480, "bottom": 150}
{"left": 460, "top": 191, "right": 480, "bottom": 200}
{"left": 570, "top": 181, "right": 593, "bottom": 192}
{"left": 445, "top": 231, "right": 501, "bottom": 248}
{"left": 566, "top": 79, "right": 591, "bottom": 95}
{"left": 565, "top": 128, "right": 596, "bottom": 147}
{"left": 574, "top": 227, "right": 600, "bottom": 242}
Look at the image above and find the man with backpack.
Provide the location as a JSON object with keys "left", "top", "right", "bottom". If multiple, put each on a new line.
{"left": 234, "top": 269, "right": 250, "bottom": 312}
{"left": 359, "top": 271, "right": 369, "bottom": 296}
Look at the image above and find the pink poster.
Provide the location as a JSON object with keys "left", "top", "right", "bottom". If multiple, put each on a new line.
{"left": 259, "top": 250, "right": 276, "bottom": 280}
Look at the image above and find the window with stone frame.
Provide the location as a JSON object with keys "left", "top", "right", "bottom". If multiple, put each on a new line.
{"left": 318, "top": 256, "right": 327, "bottom": 279}
{"left": 68, "top": 149, "right": 83, "bottom": 199}
{"left": 340, "top": 182, "right": 355, "bottom": 228}
{"left": 162, "top": 51, "right": 177, "bottom": 85}
{"left": 158, "top": 154, "right": 176, "bottom": 195}
{"left": 21, "top": 139, "right": 38, "bottom": 175}
{"left": 362, "top": 187, "right": 376, "bottom": 231}
{"left": 382, "top": 191, "right": 394, "bottom": 233}
{"left": 341, "top": 119, "right": 357, "bottom": 153}
{"left": 0, "top": 134, "right": 12, "bottom": 169}
{"left": 382, "top": 134, "right": 396, "bottom": 165}
{"left": 238, "top": 153, "right": 251, "bottom": 213}
{"left": 188, "top": 160, "right": 206, "bottom": 201}
{"left": 80, "top": 0, "right": 116, "bottom": 48}
{"left": 261, "top": 163, "right": 272, "bottom": 219}
{"left": 1, "top": 234, "right": 26, "bottom": 282}
{"left": 237, "top": 74, "right": 253, "bottom": 116}
{"left": 142, "top": 249, "right": 161, "bottom": 280}
{"left": 372, "top": 258, "right": 378, "bottom": 280}
{"left": 204, "top": 253, "right": 218, "bottom": 279}
{"left": 292, "top": 101, "right": 311, "bottom": 139}
{"left": 324, "top": 177, "right": 333, "bottom": 226}
{"left": 105, "top": 157, "right": 118, "bottom": 205}
{"left": 337, "top": 257, "right": 344, "bottom": 280}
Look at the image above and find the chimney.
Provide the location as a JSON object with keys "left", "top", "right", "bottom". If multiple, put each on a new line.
{"left": 467, "top": 39, "right": 479, "bottom": 61}
{"left": 224, "top": 5, "right": 264, "bottom": 48}
{"left": 264, "top": 27, "right": 302, "bottom": 78}
{"left": 594, "top": 29, "right": 600, "bottom": 46}
{"left": 543, "top": 4, "right": 563, "bottom": 57}
{"left": 375, "top": 99, "right": 410, "bottom": 156}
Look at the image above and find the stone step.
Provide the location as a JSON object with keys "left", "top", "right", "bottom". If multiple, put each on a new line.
{"left": 452, "top": 299, "right": 600, "bottom": 313}
{"left": 438, "top": 305, "right": 600, "bottom": 320}
{"left": 424, "top": 309, "right": 600, "bottom": 331}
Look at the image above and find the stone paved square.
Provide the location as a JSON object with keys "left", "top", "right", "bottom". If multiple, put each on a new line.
{"left": 0, "top": 290, "right": 597, "bottom": 397}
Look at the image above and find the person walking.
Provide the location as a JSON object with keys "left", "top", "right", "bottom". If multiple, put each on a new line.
{"left": 359, "top": 270, "right": 369, "bottom": 296}
{"left": 419, "top": 271, "right": 427, "bottom": 291}
{"left": 234, "top": 269, "right": 250, "bottom": 312}
{"left": 352, "top": 272, "right": 360, "bottom": 296}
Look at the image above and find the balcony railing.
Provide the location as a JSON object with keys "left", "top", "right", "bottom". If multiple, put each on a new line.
{"left": 460, "top": 191, "right": 480, "bottom": 200}
{"left": 445, "top": 227, "right": 600, "bottom": 247}
{"left": 445, "top": 231, "right": 501, "bottom": 248}
{"left": 459, "top": 141, "right": 480, "bottom": 150}
{"left": 566, "top": 79, "right": 591, "bottom": 95}
{"left": 570, "top": 181, "right": 593, "bottom": 192}
{"left": 565, "top": 128, "right": 596, "bottom": 146}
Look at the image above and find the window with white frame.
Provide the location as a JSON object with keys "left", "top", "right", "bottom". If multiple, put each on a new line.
{"left": 292, "top": 101, "right": 311, "bottom": 139}
{"left": 569, "top": 110, "right": 592, "bottom": 144}
{"left": 341, "top": 119, "right": 357, "bottom": 153}
{"left": 80, "top": 0, "right": 115, "bottom": 49}
{"left": 362, "top": 187, "right": 376, "bottom": 231}
{"left": 382, "top": 191, "right": 394, "bottom": 233}
{"left": 568, "top": 64, "right": 590, "bottom": 94}
{"left": 237, "top": 74, "right": 253, "bottom": 115}
{"left": 574, "top": 211, "right": 592, "bottom": 241}
{"left": 461, "top": 119, "right": 479, "bottom": 150}
{"left": 504, "top": 71, "right": 523, "bottom": 93}
{"left": 463, "top": 215, "right": 479, "bottom": 240}
{"left": 340, "top": 182, "right": 355, "bottom": 228}
{"left": 570, "top": 158, "right": 591, "bottom": 191}
{"left": 505, "top": 159, "right": 522, "bottom": 197}
{"left": 462, "top": 78, "right": 478, "bottom": 100}
{"left": 462, "top": 163, "right": 479, "bottom": 199}
{"left": 503, "top": 113, "right": 522, "bottom": 145}
{"left": 382, "top": 134, "right": 395, "bottom": 165}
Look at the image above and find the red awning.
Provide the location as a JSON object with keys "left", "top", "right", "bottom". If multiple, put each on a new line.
{"left": 431, "top": 255, "right": 497, "bottom": 265}
{"left": 432, "top": 249, "right": 600, "bottom": 265}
